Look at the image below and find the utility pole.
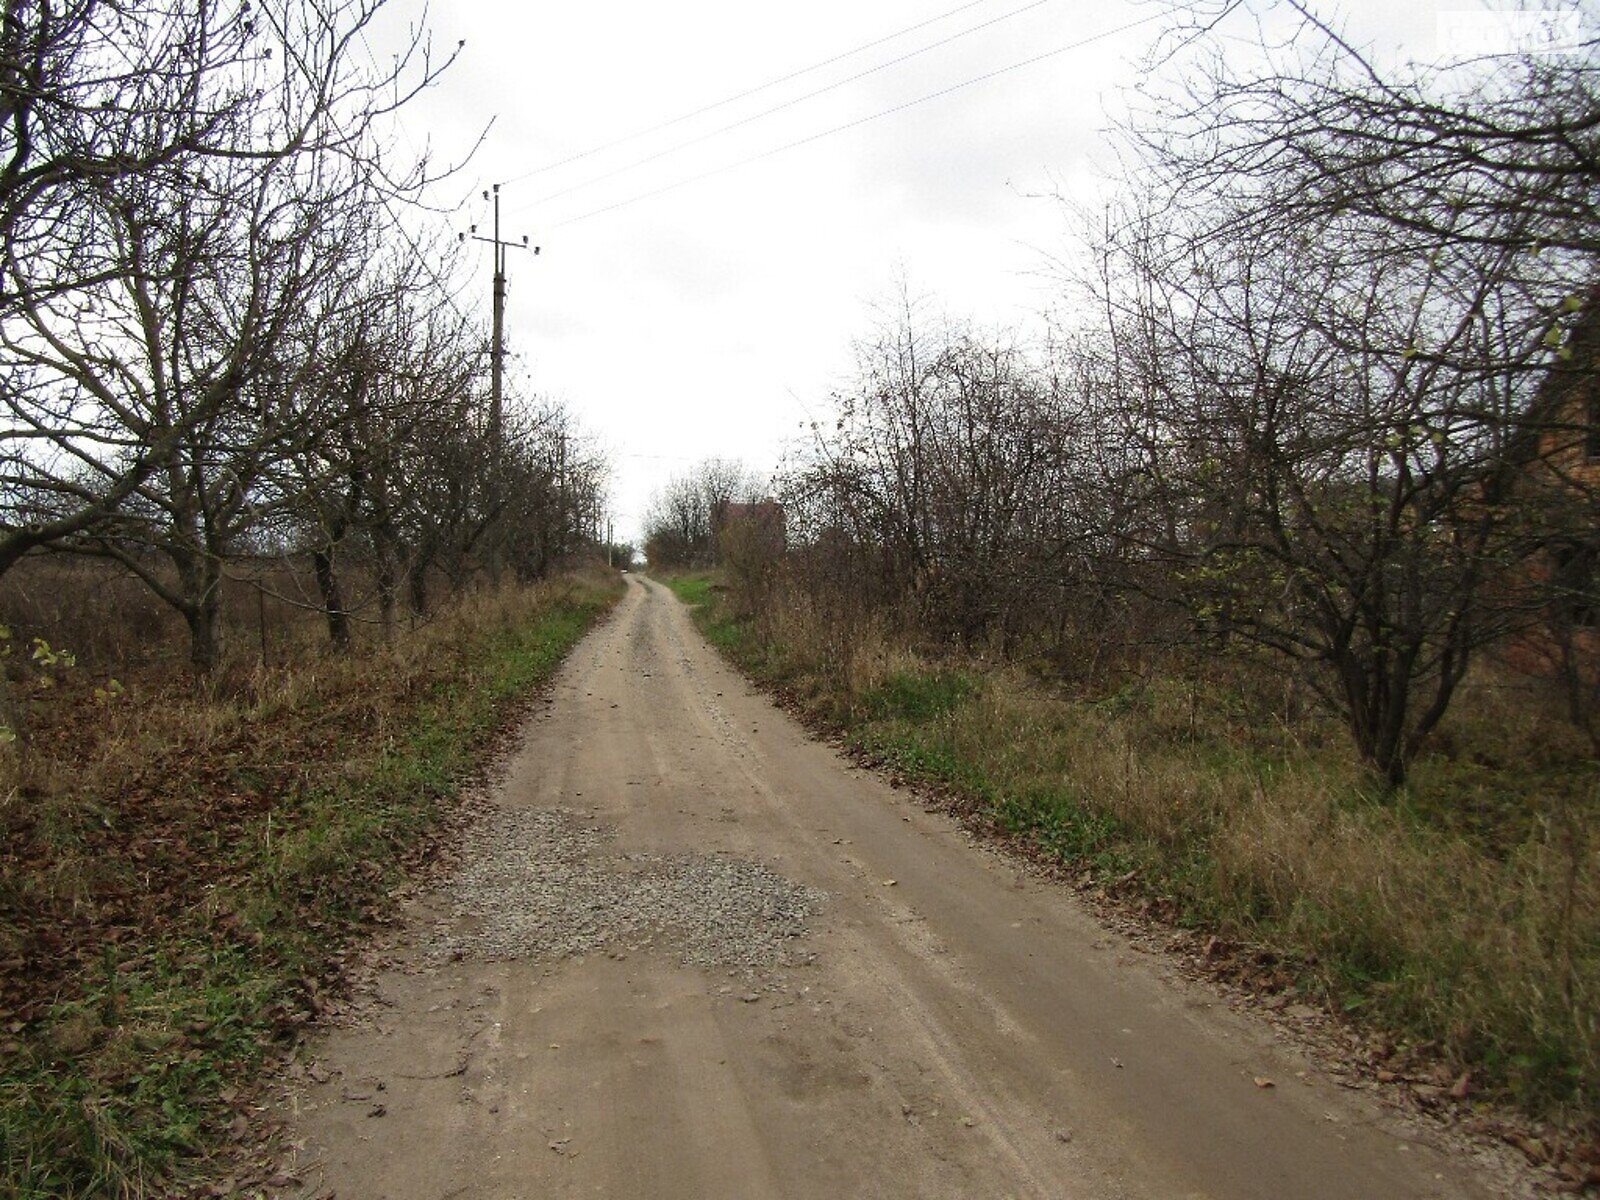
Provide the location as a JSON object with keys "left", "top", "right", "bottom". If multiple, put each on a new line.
{"left": 556, "top": 430, "right": 567, "bottom": 555}
{"left": 460, "top": 184, "right": 537, "bottom": 453}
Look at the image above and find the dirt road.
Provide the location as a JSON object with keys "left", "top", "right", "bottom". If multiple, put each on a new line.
{"left": 281, "top": 575, "right": 1504, "bottom": 1199}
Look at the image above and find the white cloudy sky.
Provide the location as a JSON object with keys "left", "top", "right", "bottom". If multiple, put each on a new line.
{"left": 367, "top": 0, "right": 1463, "bottom": 543}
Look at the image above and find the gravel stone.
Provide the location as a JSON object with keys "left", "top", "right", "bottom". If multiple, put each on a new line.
{"left": 430, "top": 807, "right": 825, "bottom": 970}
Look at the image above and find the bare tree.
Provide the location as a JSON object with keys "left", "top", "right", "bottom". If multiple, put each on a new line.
{"left": 780, "top": 305, "right": 1093, "bottom": 652}
{"left": 1076, "top": 0, "right": 1600, "bottom": 782}
{"left": 1141, "top": 1, "right": 1599, "bottom": 267}
{"left": 264, "top": 237, "right": 478, "bottom": 648}
{"left": 498, "top": 400, "right": 608, "bottom": 584}
{"left": 0, "top": 0, "right": 256, "bottom": 311}
{"left": 0, "top": 0, "right": 465, "bottom": 603}
{"left": 85, "top": 154, "right": 384, "bottom": 668}
{"left": 1076, "top": 171, "right": 1555, "bottom": 785}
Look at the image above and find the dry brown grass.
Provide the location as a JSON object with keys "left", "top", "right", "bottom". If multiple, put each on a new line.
{"left": 964, "top": 675, "right": 1594, "bottom": 1102}
{"left": 0, "top": 553, "right": 486, "bottom": 683}
{"left": 1, "top": 570, "right": 600, "bottom": 1008}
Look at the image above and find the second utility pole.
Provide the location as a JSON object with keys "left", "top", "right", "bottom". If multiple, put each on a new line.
{"left": 490, "top": 188, "right": 505, "bottom": 444}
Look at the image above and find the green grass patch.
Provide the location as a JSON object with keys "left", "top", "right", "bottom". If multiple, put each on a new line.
{"left": 857, "top": 669, "right": 975, "bottom": 723}
{"left": 657, "top": 572, "right": 756, "bottom": 661}
{"left": 661, "top": 572, "right": 715, "bottom": 608}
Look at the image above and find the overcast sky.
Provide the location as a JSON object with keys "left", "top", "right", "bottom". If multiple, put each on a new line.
{"left": 369, "top": 0, "right": 1469, "bottom": 544}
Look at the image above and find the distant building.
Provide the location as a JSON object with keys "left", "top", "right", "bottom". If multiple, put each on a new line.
{"left": 1502, "top": 292, "right": 1600, "bottom": 675}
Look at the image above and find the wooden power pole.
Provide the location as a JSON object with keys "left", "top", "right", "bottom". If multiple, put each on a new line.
{"left": 461, "top": 184, "right": 537, "bottom": 453}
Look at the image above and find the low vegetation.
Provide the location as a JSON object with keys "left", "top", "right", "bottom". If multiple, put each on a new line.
{"left": 668, "top": 571, "right": 1599, "bottom": 1132}
{"left": 0, "top": 569, "right": 620, "bottom": 1198}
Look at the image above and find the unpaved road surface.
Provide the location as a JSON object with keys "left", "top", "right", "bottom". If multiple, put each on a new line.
{"left": 280, "top": 575, "right": 1504, "bottom": 1199}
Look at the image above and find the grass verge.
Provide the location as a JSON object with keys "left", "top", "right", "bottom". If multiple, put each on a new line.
{"left": 666, "top": 572, "right": 1600, "bottom": 1142}
{"left": 0, "top": 572, "right": 619, "bottom": 1198}
{"left": 660, "top": 573, "right": 747, "bottom": 657}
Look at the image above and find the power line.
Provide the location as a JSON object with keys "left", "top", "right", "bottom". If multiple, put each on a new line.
{"left": 495, "top": 0, "right": 999, "bottom": 188}
{"left": 546, "top": 10, "right": 1168, "bottom": 230}
{"left": 517, "top": 0, "right": 1054, "bottom": 214}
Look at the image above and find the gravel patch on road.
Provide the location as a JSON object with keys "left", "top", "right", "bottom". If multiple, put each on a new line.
{"left": 430, "top": 806, "right": 824, "bottom": 970}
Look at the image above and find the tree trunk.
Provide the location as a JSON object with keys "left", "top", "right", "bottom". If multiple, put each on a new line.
{"left": 408, "top": 556, "right": 430, "bottom": 616}
{"left": 370, "top": 484, "right": 400, "bottom": 640}
{"left": 184, "top": 589, "right": 225, "bottom": 674}
{"left": 313, "top": 548, "right": 351, "bottom": 651}
{"left": 375, "top": 545, "right": 398, "bottom": 639}
{"left": 166, "top": 540, "right": 227, "bottom": 674}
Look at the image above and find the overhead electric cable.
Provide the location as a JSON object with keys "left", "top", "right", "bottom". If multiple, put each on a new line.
{"left": 495, "top": 0, "right": 999, "bottom": 187}
{"left": 520, "top": 0, "right": 1054, "bottom": 212}
{"left": 545, "top": 10, "right": 1168, "bottom": 229}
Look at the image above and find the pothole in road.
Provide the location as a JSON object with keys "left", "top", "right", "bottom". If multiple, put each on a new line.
{"left": 429, "top": 807, "right": 826, "bottom": 971}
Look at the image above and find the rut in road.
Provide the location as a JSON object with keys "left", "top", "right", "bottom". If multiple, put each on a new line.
{"left": 278, "top": 575, "right": 1514, "bottom": 1200}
